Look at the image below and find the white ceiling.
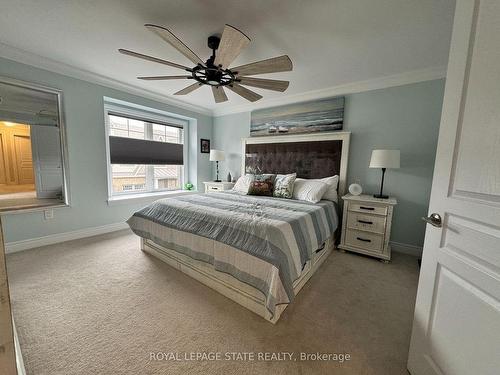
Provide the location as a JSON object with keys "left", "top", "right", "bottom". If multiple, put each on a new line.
{"left": 0, "top": 0, "right": 455, "bottom": 114}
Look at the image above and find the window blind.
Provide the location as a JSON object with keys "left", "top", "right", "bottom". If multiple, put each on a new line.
{"left": 109, "top": 136, "right": 183, "bottom": 165}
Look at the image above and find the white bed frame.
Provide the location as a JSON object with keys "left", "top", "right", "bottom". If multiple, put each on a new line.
{"left": 142, "top": 235, "right": 335, "bottom": 324}
{"left": 142, "top": 132, "right": 351, "bottom": 323}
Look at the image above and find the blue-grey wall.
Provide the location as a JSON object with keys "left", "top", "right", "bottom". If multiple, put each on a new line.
{"left": 0, "top": 54, "right": 443, "bottom": 249}
{"left": 212, "top": 80, "right": 445, "bottom": 247}
{"left": 0, "top": 57, "right": 212, "bottom": 243}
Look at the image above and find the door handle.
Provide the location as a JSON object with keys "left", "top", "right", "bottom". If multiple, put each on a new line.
{"left": 422, "top": 213, "right": 442, "bottom": 228}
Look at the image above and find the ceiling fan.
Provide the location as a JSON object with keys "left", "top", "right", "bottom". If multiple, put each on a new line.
{"left": 119, "top": 24, "right": 292, "bottom": 103}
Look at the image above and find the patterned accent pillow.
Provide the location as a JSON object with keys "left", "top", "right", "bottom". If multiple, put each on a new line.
{"left": 273, "top": 173, "right": 297, "bottom": 199}
{"left": 247, "top": 174, "right": 276, "bottom": 196}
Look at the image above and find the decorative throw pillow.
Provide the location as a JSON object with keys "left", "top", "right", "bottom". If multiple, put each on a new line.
{"left": 247, "top": 174, "right": 276, "bottom": 196}
{"left": 273, "top": 173, "right": 297, "bottom": 199}
{"left": 292, "top": 178, "right": 329, "bottom": 203}
{"left": 233, "top": 174, "right": 254, "bottom": 194}
{"left": 319, "top": 175, "right": 339, "bottom": 202}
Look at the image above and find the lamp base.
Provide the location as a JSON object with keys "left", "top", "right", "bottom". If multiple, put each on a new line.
{"left": 373, "top": 194, "right": 389, "bottom": 199}
{"left": 214, "top": 179, "right": 222, "bottom": 182}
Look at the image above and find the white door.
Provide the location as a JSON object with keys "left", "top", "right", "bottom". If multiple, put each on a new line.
{"left": 407, "top": 1, "right": 500, "bottom": 374}
{"left": 30, "top": 125, "right": 63, "bottom": 198}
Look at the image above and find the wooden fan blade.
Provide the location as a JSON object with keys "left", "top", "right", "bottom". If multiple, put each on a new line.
{"left": 118, "top": 49, "right": 191, "bottom": 71}
{"left": 211, "top": 86, "right": 228, "bottom": 103}
{"left": 231, "top": 55, "right": 292, "bottom": 76}
{"left": 145, "top": 24, "right": 204, "bottom": 65}
{"left": 214, "top": 24, "right": 250, "bottom": 69}
{"left": 174, "top": 82, "right": 203, "bottom": 95}
{"left": 227, "top": 83, "right": 262, "bottom": 102}
{"left": 238, "top": 77, "right": 289, "bottom": 92}
{"left": 137, "top": 75, "right": 191, "bottom": 80}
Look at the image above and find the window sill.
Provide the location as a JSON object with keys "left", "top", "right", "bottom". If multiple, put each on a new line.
{"left": 107, "top": 190, "right": 195, "bottom": 206}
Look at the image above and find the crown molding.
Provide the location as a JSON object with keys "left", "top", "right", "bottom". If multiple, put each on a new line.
{"left": 0, "top": 42, "right": 446, "bottom": 118}
{"left": 0, "top": 42, "right": 213, "bottom": 116}
{"left": 212, "top": 65, "right": 447, "bottom": 116}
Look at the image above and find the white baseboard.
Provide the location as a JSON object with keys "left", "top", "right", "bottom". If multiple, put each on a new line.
{"left": 5, "top": 222, "right": 423, "bottom": 258}
{"left": 390, "top": 241, "right": 423, "bottom": 257}
{"left": 5, "top": 222, "right": 129, "bottom": 254}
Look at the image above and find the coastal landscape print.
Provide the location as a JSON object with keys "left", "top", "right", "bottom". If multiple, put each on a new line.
{"left": 250, "top": 97, "right": 344, "bottom": 136}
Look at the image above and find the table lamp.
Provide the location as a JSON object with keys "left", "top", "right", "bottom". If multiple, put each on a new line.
{"left": 209, "top": 149, "right": 225, "bottom": 182}
{"left": 369, "top": 149, "right": 400, "bottom": 199}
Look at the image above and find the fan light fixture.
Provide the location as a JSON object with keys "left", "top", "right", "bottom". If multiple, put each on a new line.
{"left": 119, "top": 24, "right": 293, "bottom": 103}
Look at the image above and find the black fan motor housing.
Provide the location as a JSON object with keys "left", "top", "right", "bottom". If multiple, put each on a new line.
{"left": 207, "top": 36, "right": 220, "bottom": 51}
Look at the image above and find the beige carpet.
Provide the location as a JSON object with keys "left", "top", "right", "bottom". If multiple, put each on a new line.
{"left": 7, "top": 230, "right": 419, "bottom": 375}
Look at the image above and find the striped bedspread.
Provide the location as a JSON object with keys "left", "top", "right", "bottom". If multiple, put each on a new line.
{"left": 127, "top": 192, "right": 338, "bottom": 316}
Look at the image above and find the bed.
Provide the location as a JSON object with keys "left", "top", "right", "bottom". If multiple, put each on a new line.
{"left": 128, "top": 132, "right": 350, "bottom": 323}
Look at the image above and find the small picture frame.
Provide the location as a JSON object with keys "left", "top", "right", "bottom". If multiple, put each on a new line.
{"left": 200, "top": 138, "right": 210, "bottom": 154}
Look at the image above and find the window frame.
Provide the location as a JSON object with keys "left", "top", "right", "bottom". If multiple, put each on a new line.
{"left": 103, "top": 98, "right": 189, "bottom": 199}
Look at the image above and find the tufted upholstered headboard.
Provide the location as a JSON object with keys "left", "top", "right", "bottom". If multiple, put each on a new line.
{"left": 241, "top": 132, "right": 351, "bottom": 197}
{"left": 245, "top": 140, "right": 342, "bottom": 179}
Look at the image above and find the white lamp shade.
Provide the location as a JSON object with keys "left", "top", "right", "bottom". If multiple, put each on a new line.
{"left": 369, "top": 150, "right": 400, "bottom": 169}
{"left": 209, "top": 149, "right": 225, "bottom": 162}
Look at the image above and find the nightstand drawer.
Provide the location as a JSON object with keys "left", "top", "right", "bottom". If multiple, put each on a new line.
{"left": 204, "top": 182, "right": 235, "bottom": 193}
{"left": 345, "top": 229, "right": 384, "bottom": 253}
{"left": 347, "top": 213, "right": 386, "bottom": 234}
{"left": 349, "top": 202, "right": 388, "bottom": 216}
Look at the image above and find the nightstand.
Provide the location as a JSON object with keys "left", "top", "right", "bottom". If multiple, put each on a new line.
{"left": 339, "top": 194, "right": 397, "bottom": 261}
{"left": 203, "top": 181, "right": 235, "bottom": 193}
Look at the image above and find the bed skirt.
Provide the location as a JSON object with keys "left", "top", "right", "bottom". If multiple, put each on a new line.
{"left": 140, "top": 235, "right": 336, "bottom": 324}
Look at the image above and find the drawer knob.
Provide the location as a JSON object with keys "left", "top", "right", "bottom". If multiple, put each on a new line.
{"left": 359, "top": 206, "right": 375, "bottom": 211}
{"left": 357, "top": 219, "right": 373, "bottom": 225}
{"left": 356, "top": 237, "right": 372, "bottom": 242}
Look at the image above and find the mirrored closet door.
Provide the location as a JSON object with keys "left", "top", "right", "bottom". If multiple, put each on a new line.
{"left": 0, "top": 78, "right": 69, "bottom": 211}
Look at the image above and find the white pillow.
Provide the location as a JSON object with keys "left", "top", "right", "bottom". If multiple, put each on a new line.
{"left": 292, "top": 178, "right": 329, "bottom": 203}
{"left": 319, "top": 175, "right": 339, "bottom": 202}
{"left": 233, "top": 174, "right": 254, "bottom": 194}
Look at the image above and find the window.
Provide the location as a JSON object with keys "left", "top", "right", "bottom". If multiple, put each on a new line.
{"left": 104, "top": 100, "right": 188, "bottom": 197}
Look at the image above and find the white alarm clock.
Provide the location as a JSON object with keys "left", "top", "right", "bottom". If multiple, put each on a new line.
{"left": 348, "top": 183, "right": 363, "bottom": 196}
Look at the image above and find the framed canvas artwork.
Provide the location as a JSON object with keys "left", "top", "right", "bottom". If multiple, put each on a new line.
{"left": 250, "top": 97, "right": 344, "bottom": 136}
